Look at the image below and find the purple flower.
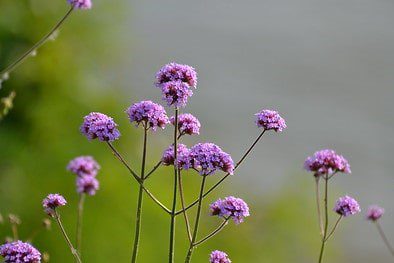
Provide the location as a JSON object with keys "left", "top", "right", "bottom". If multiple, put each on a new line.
{"left": 68, "top": 0, "right": 92, "bottom": 9}
{"left": 161, "top": 144, "right": 190, "bottom": 168}
{"left": 42, "top": 194, "right": 67, "bottom": 216}
{"left": 209, "top": 250, "right": 231, "bottom": 263}
{"left": 171, "top": 113, "right": 201, "bottom": 136}
{"left": 126, "top": 101, "right": 169, "bottom": 131}
{"left": 0, "top": 241, "right": 41, "bottom": 263}
{"left": 159, "top": 81, "right": 193, "bottom": 107}
{"left": 67, "top": 156, "right": 100, "bottom": 177}
{"left": 80, "top": 112, "right": 120, "bottom": 142}
{"left": 334, "top": 195, "right": 361, "bottom": 217}
{"left": 304, "top": 149, "right": 351, "bottom": 177}
{"left": 366, "top": 205, "right": 384, "bottom": 221}
{"left": 188, "top": 143, "right": 234, "bottom": 175}
{"left": 155, "top": 62, "right": 197, "bottom": 88}
{"left": 76, "top": 176, "right": 99, "bottom": 196}
{"left": 210, "top": 196, "right": 250, "bottom": 224}
{"left": 255, "top": 109, "right": 286, "bottom": 132}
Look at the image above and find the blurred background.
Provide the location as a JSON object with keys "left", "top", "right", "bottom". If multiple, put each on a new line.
{"left": 0, "top": 0, "right": 393, "bottom": 262}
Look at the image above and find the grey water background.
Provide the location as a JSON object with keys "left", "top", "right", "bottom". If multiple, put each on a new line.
{"left": 115, "top": 0, "right": 393, "bottom": 261}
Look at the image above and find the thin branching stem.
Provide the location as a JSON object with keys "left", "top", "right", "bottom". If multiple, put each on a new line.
{"left": 0, "top": 7, "right": 74, "bottom": 81}
{"left": 315, "top": 177, "right": 324, "bottom": 237}
{"left": 375, "top": 221, "right": 394, "bottom": 257}
{"left": 144, "top": 160, "right": 162, "bottom": 180}
{"left": 178, "top": 169, "right": 192, "bottom": 243}
{"left": 54, "top": 211, "right": 82, "bottom": 263}
{"left": 76, "top": 193, "right": 85, "bottom": 255}
{"left": 175, "top": 130, "right": 266, "bottom": 215}
{"left": 324, "top": 216, "right": 342, "bottom": 242}
{"left": 193, "top": 218, "right": 229, "bottom": 246}
{"left": 318, "top": 176, "right": 329, "bottom": 263}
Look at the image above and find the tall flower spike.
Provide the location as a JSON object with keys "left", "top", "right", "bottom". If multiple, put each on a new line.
{"left": 0, "top": 241, "right": 41, "bottom": 263}
{"left": 366, "top": 205, "right": 385, "bottom": 221}
{"left": 68, "top": 0, "right": 92, "bottom": 9}
{"left": 171, "top": 113, "right": 201, "bottom": 136}
{"left": 67, "top": 156, "right": 100, "bottom": 177}
{"left": 155, "top": 62, "right": 197, "bottom": 88}
{"left": 209, "top": 250, "right": 231, "bottom": 263}
{"left": 334, "top": 195, "right": 361, "bottom": 217}
{"left": 210, "top": 196, "right": 250, "bottom": 224}
{"left": 188, "top": 143, "right": 234, "bottom": 175}
{"left": 80, "top": 112, "right": 120, "bottom": 142}
{"left": 126, "top": 100, "right": 169, "bottom": 131}
{"left": 255, "top": 109, "right": 286, "bottom": 132}
{"left": 42, "top": 194, "right": 67, "bottom": 216}
{"left": 76, "top": 176, "right": 99, "bottom": 196}
{"left": 304, "top": 149, "right": 351, "bottom": 177}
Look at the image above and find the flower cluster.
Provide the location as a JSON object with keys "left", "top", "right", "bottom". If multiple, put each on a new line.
{"left": 161, "top": 144, "right": 190, "bottom": 168}
{"left": 304, "top": 149, "right": 351, "bottom": 177}
{"left": 80, "top": 112, "right": 120, "bottom": 142}
{"left": 67, "top": 156, "right": 100, "bottom": 196}
{"left": 171, "top": 113, "right": 201, "bottom": 136}
{"left": 126, "top": 100, "right": 169, "bottom": 131}
{"left": 210, "top": 196, "right": 250, "bottom": 224}
{"left": 68, "top": 0, "right": 92, "bottom": 9}
{"left": 334, "top": 195, "right": 361, "bottom": 217}
{"left": 0, "top": 241, "right": 41, "bottom": 263}
{"left": 255, "top": 109, "right": 286, "bottom": 132}
{"left": 155, "top": 63, "right": 197, "bottom": 107}
{"left": 366, "top": 205, "right": 384, "bottom": 221}
{"left": 209, "top": 250, "right": 231, "bottom": 263}
{"left": 42, "top": 194, "right": 67, "bottom": 216}
{"left": 188, "top": 143, "right": 234, "bottom": 175}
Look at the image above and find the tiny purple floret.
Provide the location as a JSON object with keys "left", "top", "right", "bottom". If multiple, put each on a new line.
{"left": 80, "top": 112, "right": 120, "bottom": 142}
{"left": 161, "top": 144, "right": 190, "bottom": 169}
{"left": 67, "top": 156, "right": 100, "bottom": 177}
{"left": 159, "top": 81, "right": 193, "bottom": 107}
{"left": 334, "top": 195, "right": 361, "bottom": 217}
{"left": 155, "top": 62, "right": 197, "bottom": 88}
{"left": 0, "top": 241, "right": 41, "bottom": 263}
{"left": 366, "top": 205, "right": 384, "bottom": 221}
{"left": 126, "top": 101, "right": 169, "bottom": 131}
{"left": 171, "top": 113, "right": 201, "bottom": 136}
{"left": 255, "top": 109, "right": 286, "bottom": 132}
{"left": 210, "top": 196, "right": 250, "bottom": 224}
{"left": 68, "top": 0, "right": 92, "bottom": 9}
{"left": 42, "top": 194, "right": 67, "bottom": 216}
{"left": 209, "top": 250, "right": 231, "bottom": 263}
{"left": 304, "top": 149, "right": 351, "bottom": 177}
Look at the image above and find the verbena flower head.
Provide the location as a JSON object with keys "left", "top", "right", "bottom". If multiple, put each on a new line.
{"left": 42, "top": 194, "right": 67, "bottom": 216}
{"left": 366, "top": 205, "right": 385, "bottom": 221}
{"left": 126, "top": 101, "right": 169, "bottom": 131}
{"left": 80, "top": 112, "right": 120, "bottom": 142}
{"left": 334, "top": 195, "right": 361, "bottom": 217}
{"left": 161, "top": 144, "right": 190, "bottom": 168}
{"left": 0, "top": 241, "right": 41, "bottom": 263}
{"left": 304, "top": 149, "right": 351, "bottom": 177}
{"left": 159, "top": 81, "right": 193, "bottom": 107}
{"left": 209, "top": 250, "right": 231, "bottom": 263}
{"left": 68, "top": 0, "right": 92, "bottom": 9}
{"left": 255, "top": 109, "right": 286, "bottom": 132}
{"left": 188, "top": 143, "right": 234, "bottom": 175}
{"left": 155, "top": 62, "right": 197, "bottom": 88}
{"left": 171, "top": 113, "right": 201, "bottom": 136}
{"left": 67, "top": 156, "right": 100, "bottom": 177}
{"left": 76, "top": 176, "right": 99, "bottom": 196}
{"left": 210, "top": 196, "right": 250, "bottom": 224}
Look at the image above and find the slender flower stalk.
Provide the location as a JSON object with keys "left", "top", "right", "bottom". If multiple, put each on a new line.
{"left": 144, "top": 160, "right": 162, "bottom": 180}
{"left": 0, "top": 7, "right": 74, "bottom": 86}
{"left": 131, "top": 125, "right": 148, "bottom": 263}
{"left": 324, "top": 216, "right": 342, "bottom": 241}
{"left": 169, "top": 108, "right": 179, "bottom": 263}
{"left": 318, "top": 176, "right": 329, "bottom": 263}
{"left": 54, "top": 211, "right": 82, "bottom": 263}
{"left": 76, "top": 193, "right": 85, "bottom": 255}
{"left": 184, "top": 175, "right": 207, "bottom": 263}
{"left": 175, "top": 130, "right": 266, "bottom": 215}
{"left": 375, "top": 221, "right": 394, "bottom": 257}
{"left": 178, "top": 169, "right": 192, "bottom": 242}
{"left": 194, "top": 218, "right": 229, "bottom": 246}
{"left": 315, "top": 177, "right": 324, "bottom": 237}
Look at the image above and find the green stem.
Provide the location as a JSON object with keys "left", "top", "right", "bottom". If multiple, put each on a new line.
{"left": 76, "top": 194, "right": 86, "bottom": 255}
{"left": 0, "top": 7, "right": 74, "bottom": 80}
{"left": 318, "top": 176, "right": 329, "bottom": 263}
{"left": 178, "top": 169, "right": 192, "bottom": 242}
{"left": 193, "top": 218, "right": 229, "bottom": 246}
{"left": 169, "top": 108, "right": 179, "bottom": 263}
{"left": 175, "top": 130, "right": 266, "bottom": 215}
{"left": 184, "top": 175, "right": 207, "bottom": 263}
{"left": 315, "top": 177, "right": 324, "bottom": 237}
{"left": 324, "top": 216, "right": 342, "bottom": 242}
{"left": 375, "top": 221, "right": 394, "bottom": 257}
{"left": 54, "top": 211, "right": 82, "bottom": 263}
{"left": 131, "top": 126, "right": 148, "bottom": 263}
